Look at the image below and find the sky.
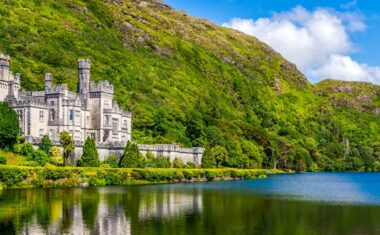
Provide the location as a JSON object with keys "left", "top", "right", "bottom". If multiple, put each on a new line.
{"left": 164, "top": 0, "right": 380, "bottom": 84}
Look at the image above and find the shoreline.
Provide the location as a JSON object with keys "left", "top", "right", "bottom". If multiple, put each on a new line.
{"left": 0, "top": 165, "right": 284, "bottom": 189}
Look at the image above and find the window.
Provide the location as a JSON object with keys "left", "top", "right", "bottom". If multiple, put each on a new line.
{"left": 39, "top": 111, "right": 44, "bottom": 121}
{"left": 104, "top": 115, "right": 110, "bottom": 126}
{"left": 69, "top": 110, "right": 74, "bottom": 121}
{"left": 50, "top": 109, "right": 55, "bottom": 121}
{"left": 112, "top": 118, "right": 119, "bottom": 135}
{"left": 50, "top": 101, "right": 55, "bottom": 106}
{"left": 39, "top": 128, "right": 44, "bottom": 138}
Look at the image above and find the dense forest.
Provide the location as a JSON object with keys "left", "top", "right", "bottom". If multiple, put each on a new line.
{"left": 0, "top": 0, "right": 379, "bottom": 171}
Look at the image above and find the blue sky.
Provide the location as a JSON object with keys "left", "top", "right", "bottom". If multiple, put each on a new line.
{"left": 164, "top": 0, "right": 380, "bottom": 83}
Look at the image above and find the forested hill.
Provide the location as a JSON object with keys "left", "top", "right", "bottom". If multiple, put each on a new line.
{"left": 0, "top": 0, "right": 379, "bottom": 171}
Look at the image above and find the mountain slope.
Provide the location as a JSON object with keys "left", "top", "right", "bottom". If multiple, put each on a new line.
{"left": 0, "top": 0, "right": 379, "bottom": 171}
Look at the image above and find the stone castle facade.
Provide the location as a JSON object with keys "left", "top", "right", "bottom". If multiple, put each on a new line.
{"left": 0, "top": 54, "right": 203, "bottom": 165}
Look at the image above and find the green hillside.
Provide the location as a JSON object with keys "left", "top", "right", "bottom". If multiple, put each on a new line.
{"left": 1, "top": 0, "right": 379, "bottom": 171}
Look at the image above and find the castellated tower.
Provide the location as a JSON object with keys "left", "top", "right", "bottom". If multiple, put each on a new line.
{"left": 45, "top": 73, "right": 52, "bottom": 89}
{"left": 78, "top": 59, "right": 91, "bottom": 95}
{"left": 0, "top": 54, "right": 10, "bottom": 81}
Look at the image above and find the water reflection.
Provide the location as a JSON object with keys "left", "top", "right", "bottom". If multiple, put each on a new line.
{"left": 0, "top": 186, "right": 203, "bottom": 234}
{"left": 1, "top": 173, "right": 380, "bottom": 235}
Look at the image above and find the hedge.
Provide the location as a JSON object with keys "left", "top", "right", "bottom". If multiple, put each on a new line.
{"left": 0, "top": 165, "right": 283, "bottom": 188}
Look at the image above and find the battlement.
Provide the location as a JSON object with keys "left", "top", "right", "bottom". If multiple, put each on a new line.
{"left": 10, "top": 98, "right": 49, "bottom": 108}
{"left": 45, "top": 84, "right": 69, "bottom": 94}
{"left": 0, "top": 54, "right": 10, "bottom": 68}
{"left": 89, "top": 80, "right": 114, "bottom": 94}
{"left": 78, "top": 59, "right": 91, "bottom": 69}
{"left": 138, "top": 144, "right": 205, "bottom": 154}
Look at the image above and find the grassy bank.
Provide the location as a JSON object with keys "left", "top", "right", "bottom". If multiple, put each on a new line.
{"left": 0, "top": 165, "right": 284, "bottom": 189}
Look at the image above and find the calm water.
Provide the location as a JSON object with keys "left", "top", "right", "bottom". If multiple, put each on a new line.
{"left": 1, "top": 172, "right": 380, "bottom": 235}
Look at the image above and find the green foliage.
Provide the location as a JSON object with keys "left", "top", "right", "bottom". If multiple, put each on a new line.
{"left": 103, "top": 155, "right": 119, "bottom": 168}
{"left": 59, "top": 131, "right": 74, "bottom": 165}
{"left": 0, "top": 102, "right": 19, "bottom": 149}
{"left": 0, "top": 154, "right": 6, "bottom": 165}
{"left": 0, "top": 0, "right": 379, "bottom": 172}
{"left": 172, "top": 158, "right": 184, "bottom": 168}
{"left": 0, "top": 167, "right": 27, "bottom": 186}
{"left": 77, "top": 137, "right": 100, "bottom": 167}
{"left": 50, "top": 146, "right": 63, "bottom": 166}
{"left": 0, "top": 165, "right": 281, "bottom": 188}
{"left": 201, "top": 148, "right": 216, "bottom": 168}
{"left": 28, "top": 150, "right": 49, "bottom": 166}
{"left": 185, "top": 162, "right": 197, "bottom": 169}
{"left": 119, "top": 141, "right": 145, "bottom": 168}
{"left": 38, "top": 135, "right": 53, "bottom": 155}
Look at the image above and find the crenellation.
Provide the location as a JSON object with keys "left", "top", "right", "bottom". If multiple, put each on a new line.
{"left": 89, "top": 80, "right": 114, "bottom": 94}
{"left": 0, "top": 55, "right": 204, "bottom": 166}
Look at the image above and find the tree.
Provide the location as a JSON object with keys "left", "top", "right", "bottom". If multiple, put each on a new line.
{"left": 172, "top": 158, "right": 184, "bottom": 168}
{"left": 119, "top": 141, "right": 143, "bottom": 168}
{"left": 77, "top": 137, "right": 100, "bottom": 167}
{"left": 211, "top": 146, "right": 228, "bottom": 168}
{"left": 0, "top": 102, "right": 19, "bottom": 149}
{"left": 39, "top": 135, "right": 52, "bottom": 155}
{"left": 59, "top": 131, "right": 74, "bottom": 165}
{"left": 201, "top": 148, "right": 216, "bottom": 168}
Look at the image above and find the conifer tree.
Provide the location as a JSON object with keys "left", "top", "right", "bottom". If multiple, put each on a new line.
{"left": 77, "top": 137, "right": 100, "bottom": 167}
{"left": 119, "top": 141, "right": 142, "bottom": 168}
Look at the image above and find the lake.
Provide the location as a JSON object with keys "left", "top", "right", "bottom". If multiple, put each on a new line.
{"left": 1, "top": 172, "right": 380, "bottom": 234}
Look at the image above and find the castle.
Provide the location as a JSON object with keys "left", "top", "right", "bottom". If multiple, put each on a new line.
{"left": 0, "top": 54, "right": 203, "bottom": 165}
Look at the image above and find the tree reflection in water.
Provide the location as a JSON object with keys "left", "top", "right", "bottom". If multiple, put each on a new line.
{"left": 1, "top": 182, "right": 380, "bottom": 235}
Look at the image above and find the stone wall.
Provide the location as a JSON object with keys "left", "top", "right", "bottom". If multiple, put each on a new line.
{"left": 28, "top": 138, "right": 203, "bottom": 166}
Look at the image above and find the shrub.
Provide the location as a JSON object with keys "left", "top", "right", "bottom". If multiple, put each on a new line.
{"left": 17, "top": 143, "right": 35, "bottom": 157}
{"left": 103, "top": 155, "right": 119, "bottom": 168}
{"left": 172, "top": 158, "right": 184, "bottom": 168}
{"left": 39, "top": 135, "right": 53, "bottom": 155}
{"left": 29, "top": 150, "right": 49, "bottom": 166}
{"left": 185, "top": 162, "right": 197, "bottom": 169}
{"left": 50, "top": 146, "right": 64, "bottom": 166}
{"left": 0, "top": 155, "right": 6, "bottom": 165}
{"left": 22, "top": 161, "right": 40, "bottom": 167}
{"left": 0, "top": 167, "right": 27, "bottom": 186}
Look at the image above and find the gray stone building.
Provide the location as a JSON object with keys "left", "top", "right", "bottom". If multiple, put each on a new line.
{"left": 0, "top": 54, "right": 203, "bottom": 165}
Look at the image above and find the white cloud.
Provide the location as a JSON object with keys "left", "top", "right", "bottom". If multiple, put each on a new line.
{"left": 223, "top": 6, "right": 380, "bottom": 84}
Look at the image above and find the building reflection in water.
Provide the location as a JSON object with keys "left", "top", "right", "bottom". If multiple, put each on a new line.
{"left": 6, "top": 186, "right": 203, "bottom": 234}
{"left": 138, "top": 190, "right": 203, "bottom": 220}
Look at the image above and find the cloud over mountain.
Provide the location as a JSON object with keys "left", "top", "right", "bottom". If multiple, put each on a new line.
{"left": 223, "top": 6, "right": 380, "bottom": 84}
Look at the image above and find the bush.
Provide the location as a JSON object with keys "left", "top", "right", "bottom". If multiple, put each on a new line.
{"left": 22, "top": 161, "right": 40, "bottom": 167}
{"left": 0, "top": 155, "right": 6, "bottom": 165}
{"left": 50, "top": 146, "right": 64, "bottom": 166}
{"left": 0, "top": 167, "right": 27, "bottom": 186}
{"left": 39, "top": 135, "right": 53, "bottom": 155}
{"left": 172, "top": 158, "right": 184, "bottom": 168}
{"left": 29, "top": 150, "right": 49, "bottom": 166}
{"left": 103, "top": 155, "right": 119, "bottom": 168}
{"left": 185, "top": 162, "right": 197, "bottom": 169}
{"left": 16, "top": 143, "right": 35, "bottom": 157}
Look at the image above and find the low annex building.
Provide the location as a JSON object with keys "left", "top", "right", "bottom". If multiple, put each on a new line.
{"left": 0, "top": 54, "right": 203, "bottom": 165}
